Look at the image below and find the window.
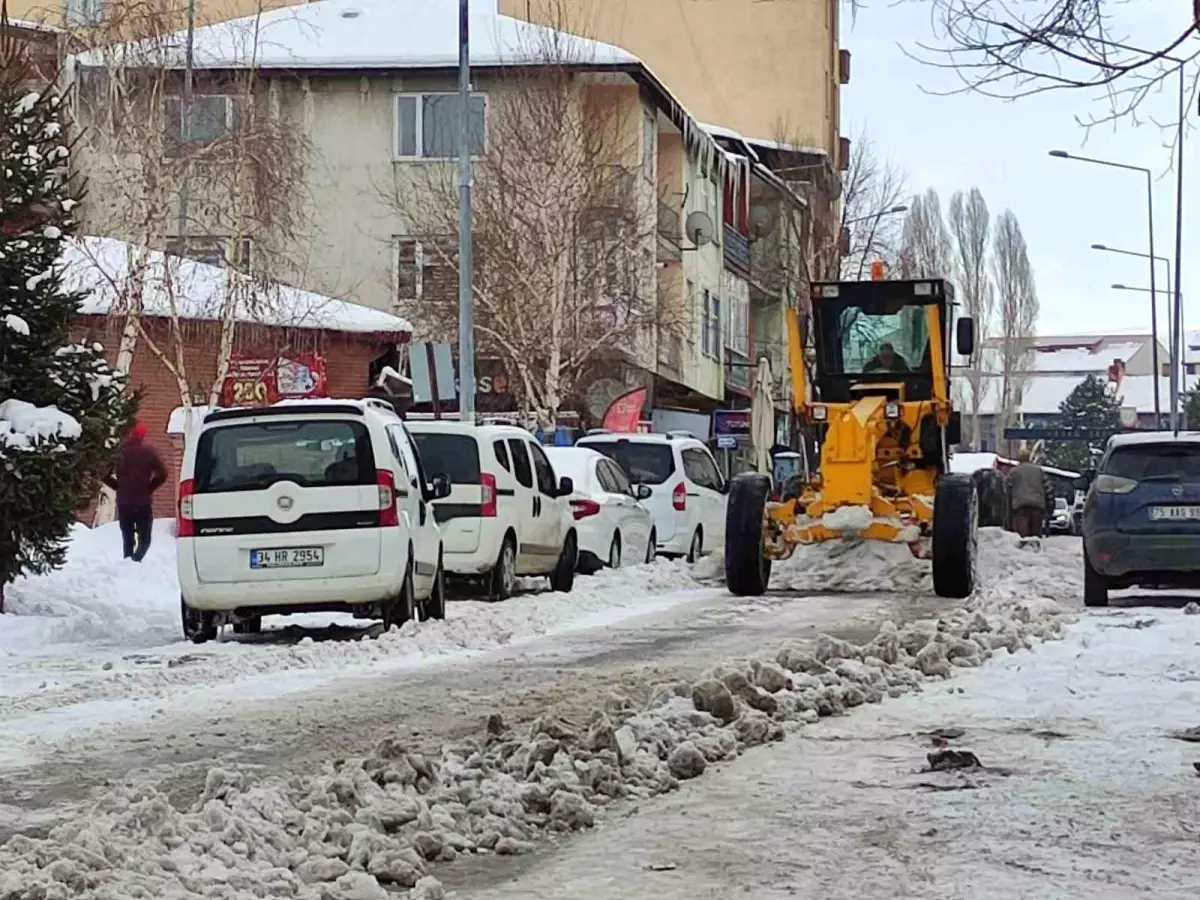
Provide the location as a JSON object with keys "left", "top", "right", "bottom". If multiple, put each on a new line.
{"left": 595, "top": 460, "right": 619, "bottom": 494}
{"left": 493, "top": 439, "right": 511, "bottom": 472}
{"left": 682, "top": 447, "right": 723, "bottom": 491}
{"left": 384, "top": 426, "right": 410, "bottom": 478}
{"left": 641, "top": 111, "right": 655, "bottom": 181}
{"left": 602, "top": 459, "right": 634, "bottom": 496}
{"left": 164, "top": 95, "right": 235, "bottom": 149}
{"left": 409, "top": 432, "right": 481, "bottom": 484}
{"left": 65, "top": 0, "right": 104, "bottom": 27}
{"left": 507, "top": 438, "right": 533, "bottom": 489}
{"left": 701, "top": 289, "right": 721, "bottom": 359}
{"left": 395, "top": 93, "right": 486, "bottom": 159}
{"left": 836, "top": 304, "right": 930, "bottom": 375}
{"left": 395, "top": 236, "right": 457, "bottom": 305}
{"left": 194, "top": 420, "right": 375, "bottom": 493}
{"left": 578, "top": 440, "right": 675, "bottom": 486}
{"left": 1103, "top": 443, "right": 1200, "bottom": 481}
{"left": 528, "top": 442, "right": 558, "bottom": 497}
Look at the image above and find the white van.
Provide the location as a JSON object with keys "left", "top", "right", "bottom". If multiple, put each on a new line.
{"left": 406, "top": 420, "right": 578, "bottom": 599}
{"left": 176, "top": 399, "right": 451, "bottom": 643}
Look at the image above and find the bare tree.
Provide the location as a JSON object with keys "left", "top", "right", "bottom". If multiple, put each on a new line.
{"left": 993, "top": 209, "right": 1038, "bottom": 455}
{"left": 907, "top": 1, "right": 1199, "bottom": 129}
{"left": 948, "top": 187, "right": 994, "bottom": 448}
{"left": 392, "top": 21, "right": 669, "bottom": 426}
{"left": 898, "top": 187, "right": 951, "bottom": 278}
{"left": 838, "top": 126, "right": 908, "bottom": 279}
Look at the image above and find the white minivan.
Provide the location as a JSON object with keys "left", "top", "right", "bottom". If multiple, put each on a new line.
{"left": 176, "top": 399, "right": 451, "bottom": 643}
{"left": 406, "top": 420, "right": 579, "bottom": 599}
{"left": 575, "top": 431, "right": 728, "bottom": 561}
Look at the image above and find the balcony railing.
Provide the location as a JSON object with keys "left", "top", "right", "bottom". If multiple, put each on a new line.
{"left": 657, "top": 201, "right": 681, "bottom": 262}
{"left": 725, "top": 347, "right": 752, "bottom": 392}
{"left": 723, "top": 224, "right": 751, "bottom": 275}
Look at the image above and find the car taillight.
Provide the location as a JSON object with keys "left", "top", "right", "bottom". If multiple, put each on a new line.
{"left": 1094, "top": 474, "right": 1138, "bottom": 495}
{"left": 672, "top": 482, "right": 686, "bottom": 511}
{"left": 377, "top": 470, "right": 399, "bottom": 526}
{"left": 570, "top": 498, "right": 600, "bottom": 519}
{"left": 481, "top": 473, "right": 497, "bottom": 517}
{"left": 177, "top": 478, "right": 196, "bottom": 538}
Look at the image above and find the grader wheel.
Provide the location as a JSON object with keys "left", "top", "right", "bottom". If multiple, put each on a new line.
{"left": 725, "top": 473, "right": 773, "bottom": 597}
{"left": 932, "top": 473, "right": 978, "bottom": 599}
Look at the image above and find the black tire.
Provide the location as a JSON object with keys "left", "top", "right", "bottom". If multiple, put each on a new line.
{"left": 550, "top": 532, "right": 578, "bottom": 593}
{"left": 607, "top": 532, "right": 622, "bottom": 569}
{"left": 973, "top": 468, "right": 1008, "bottom": 529}
{"left": 489, "top": 534, "right": 517, "bottom": 601}
{"left": 725, "top": 473, "right": 772, "bottom": 597}
{"left": 932, "top": 472, "right": 978, "bottom": 599}
{"left": 421, "top": 553, "right": 447, "bottom": 621}
{"left": 1083, "top": 551, "right": 1109, "bottom": 608}
{"left": 645, "top": 529, "right": 657, "bottom": 564}
{"left": 181, "top": 596, "right": 217, "bottom": 644}
{"left": 232, "top": 617, "right": 262, "bottom": 635}
{"left": 382, "top": 559, "right": 416, "bottom": 631}
{"left": 685, "top": 528, "right": 703, "bottom": 564}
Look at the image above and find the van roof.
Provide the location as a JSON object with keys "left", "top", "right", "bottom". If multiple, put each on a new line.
{"left": 405, "top": 419, "right": 531, "bottom": 439}
{"left": 203, "top": 400, "right": 390, "bottom": 425}
{"left": 1108, "top": 430, "right": 1200, "bottom": 449}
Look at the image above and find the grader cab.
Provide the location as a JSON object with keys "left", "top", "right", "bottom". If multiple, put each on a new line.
{"left": 724, "top": 276, "right": 978, "bottom": 599}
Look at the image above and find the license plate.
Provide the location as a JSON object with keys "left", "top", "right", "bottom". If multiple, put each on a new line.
{"left": 1149, "top": 506, "right": 1200, "bottom": 521}
{"left": 250, "top": 547, "right": 324, "bottom": 568}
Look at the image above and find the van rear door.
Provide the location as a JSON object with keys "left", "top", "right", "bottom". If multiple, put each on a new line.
{"left": 410, "top": 431, "right": 484, "bottom": 554}
{"left": 188, "top": 416, "right": 382, "bottom": 583}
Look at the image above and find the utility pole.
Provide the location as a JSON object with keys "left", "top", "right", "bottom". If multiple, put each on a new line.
{"left": 457, "top": 0, "right": 476, "bottom": 422}
{"left": 175, "top": 0, "right": 197, "bottom": 260}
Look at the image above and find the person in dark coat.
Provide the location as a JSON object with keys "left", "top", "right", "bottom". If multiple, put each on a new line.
{"left": 105, "top": 420, "right": 168, "bottom": 562}
{"left": 1006, "top": 447, "right": 1046, "bottom": 539}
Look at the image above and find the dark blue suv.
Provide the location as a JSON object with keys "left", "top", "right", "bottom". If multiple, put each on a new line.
{"left": 1081, "top": 432, "right": 1200, "bottom": 607}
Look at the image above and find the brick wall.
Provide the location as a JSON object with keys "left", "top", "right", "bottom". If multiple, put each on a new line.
{"left": 75, "top": 315, "right": 399, "bottom": 519}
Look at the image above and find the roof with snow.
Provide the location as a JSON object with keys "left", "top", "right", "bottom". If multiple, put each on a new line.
{"left": 700, "top": 122, "right": 829, "bottom": 158}
{"left": 1107, "top": 430, "right": 1200, "bottom": 448}
{"left": 70, "top": 0, "right": 636, "bottom": 72}
{"left": 1028, "top": 341, "right": 1147, "bottom": 373}
{"left": 962, "top": 373, "right": 1171, "bottom": 416}
{"left": 62, "top": 236, "right": 411, "bottom": 337}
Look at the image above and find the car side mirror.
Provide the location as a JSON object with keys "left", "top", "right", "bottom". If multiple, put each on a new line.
{"left": 429, "top": 473, "right": 452, "bottom": 500}
{"left": 635, "top": 484, "right": 652, "bottom": 500}
{"left": 956, "top": 316, "right": 975, "bottom": 358}
{"left": 557, "top": 476, "right": 574, "bottom": 497}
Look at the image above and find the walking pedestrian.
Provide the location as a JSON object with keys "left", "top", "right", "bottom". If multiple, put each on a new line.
{"left": 1006, "top": 448, "right": 1046, "bottom": 539}
{"left": 105, "top": 420, "right": 168, "bottom": 562}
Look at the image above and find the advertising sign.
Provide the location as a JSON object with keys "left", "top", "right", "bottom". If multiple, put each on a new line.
{"left": 221, "top": 352, "right": 327, "bottom": 407}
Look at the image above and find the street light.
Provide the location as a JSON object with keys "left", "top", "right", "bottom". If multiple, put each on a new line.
{"left": 1051, "top": 149, "right": 1162, "bottom": 422}
{"left": 853, "top": 205, "right": 910, "bottom": 279}
{"left": 1093, "top": 243, "right": 1172, "bottom": 374}
{"left": 1112, "top": 283, "right": 1187, "bottom": 428}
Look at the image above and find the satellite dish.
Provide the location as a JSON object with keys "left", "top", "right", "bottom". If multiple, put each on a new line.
{"left": 684, "top": 210, "right": 715, "bottom": 248}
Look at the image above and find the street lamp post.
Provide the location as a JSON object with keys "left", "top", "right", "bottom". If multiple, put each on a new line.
{"left": 1113, "top": 282, "right": 1186, "bottom": 427}
{"left": 852, "top": 205, "right": 909, "bottom": 280}
{"left": 457, "top": 0, "right": 476, "bottom": 423}
{"left": 1051, "top": 150, "right": 1162, "bottom": 423}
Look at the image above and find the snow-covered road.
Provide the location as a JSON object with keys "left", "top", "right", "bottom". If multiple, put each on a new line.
{"left": 450, "top": 606, "right": 1200, "bottom": 900}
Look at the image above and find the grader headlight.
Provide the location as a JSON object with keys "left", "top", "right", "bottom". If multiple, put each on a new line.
{"left": 885, "top": 400, "right": 900, "bottom": 419}
{"left": 810, "top": 404, "right": 828, "bottom": 422}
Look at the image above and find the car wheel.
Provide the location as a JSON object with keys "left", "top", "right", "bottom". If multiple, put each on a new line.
{"left": 382, "top": 559, "right": 416, "bottom": 632}
{"left": 1083, "top": 551, "right": 1109, "bottom": 608}
{"left": 232, "top": 616, "right": 262, "bottom": 635}
{"left": 423, "top": 555, "right": 447, "bottom": 621}
{"left": 686, "top": 528, "right": 703, "bottom": 564}
{"left": 181, "top": 596, "right": 217, "bottom": 645}
{"left": 550, "top": 532, "right": 578, "bottom": 593}
{"left": 607, "top": 532, "right": 622, "bottom": 569}
{"left": 645, "top": 529, "right": 657, "bottom": 564}
{"left": 489, "top": 535, "right": 517, "bottom": 602}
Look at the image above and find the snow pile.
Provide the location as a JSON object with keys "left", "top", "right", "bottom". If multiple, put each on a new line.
{"left": 0, "top": 398, "right": 82, "bottom": 450}
{"left": 0, "top": 536, "right": 1074, "bottom": 899}
{"left": 820, "top": 505, "right": 874, "bottom": 533}
{"left": 769, "top": 536, "right": 932, "bottom": 594}
{"left": 3, "top": 313, "right": 28, "bottom": 335}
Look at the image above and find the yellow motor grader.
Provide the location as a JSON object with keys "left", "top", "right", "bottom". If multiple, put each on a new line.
{"left": 725, "top": 274, "right": 978, "bottom": 599}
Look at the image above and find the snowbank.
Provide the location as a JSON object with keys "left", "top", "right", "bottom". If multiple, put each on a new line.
{"left": 0, "top": 531, "right": 1080, "bottom": 899}
{"left": 0, "top": 398, "right": 81, "bottom": 450}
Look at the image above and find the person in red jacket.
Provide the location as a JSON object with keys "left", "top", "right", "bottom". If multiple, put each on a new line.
{"left": 105, "top": 420, "right": 168, "bottom": 562}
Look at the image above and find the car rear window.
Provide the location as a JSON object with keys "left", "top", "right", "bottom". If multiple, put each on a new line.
{"left": 410, "top": 432, "right": 482, "bottom": 484}
{"left": 195, "top": 420, "right": 375, "bottom": 492}
{"left": 1104, "top": 444, "right": 1200, "bottom": 481}
{"left": 579, "top": 440, "right": 675, "bottom": 486}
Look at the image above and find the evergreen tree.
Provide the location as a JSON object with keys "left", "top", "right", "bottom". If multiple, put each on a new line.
{"left": 0, "top": 30, "right": 134, "bottom": 612}
{"left": 1185, "top": 379, "right": 1200, "bottom": 430}
{"left": 1041, "top": 374, "right": 1121, "bottom": 473}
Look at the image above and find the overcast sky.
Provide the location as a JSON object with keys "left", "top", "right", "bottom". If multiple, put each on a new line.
{"left": 841, "top": 0, "right": 1195, "bottom": 338}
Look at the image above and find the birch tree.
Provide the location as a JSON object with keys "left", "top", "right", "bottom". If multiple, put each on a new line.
{"left": 948, "top": 187, "right": 994, "bottom": 448}
{"left": 395, "top": 26, "right": 669, "bottom": 426}
{"left": 993, "top": 209, "right": 1038, "bottom": 455}
{"left": 838, "top": 126, "right": 907, "bottom": 279}
{"left": 898, "top": 187, "right": 951, "bottom": 278}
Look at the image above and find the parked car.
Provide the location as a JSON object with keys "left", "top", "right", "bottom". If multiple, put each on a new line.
{"left": 176, "top": 398, "right": 451, "bottom": 643}
{"left": 1081, "top": 431, "right": 1200, "bottom": 607}
{"left": 407, "top": 419, "right": 578, "bottom": 599}
{"left": 1048, "top": 496, "right": 1072, "bottom": 534}
{"left": 575, "top": 430, "right": 727, "bottom": 561}
{"left": 544, "top": 446, "right": 656, "bottom": 573}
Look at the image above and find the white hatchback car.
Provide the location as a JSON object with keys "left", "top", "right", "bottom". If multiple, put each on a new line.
{"left": 176, "top": 399, "right": 451, "bottom": 643}
{"left": 406, "top": 419, "right": 579, "bottom": 599}
{"left": 544, "top": 446, "right": 656, "bottom": 573}
{"left": 575, "top": 431, "right": 728, "bottom": 561}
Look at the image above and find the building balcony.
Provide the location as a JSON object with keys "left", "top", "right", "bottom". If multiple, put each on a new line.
{"left": 725, "top": 346, "right": 752, "bottom": 394}
{"left": 657, "top": 201, "right": 681, "bottom": 262}
{"left": 723, "top": 224, "right": 751, "bottom": 276}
